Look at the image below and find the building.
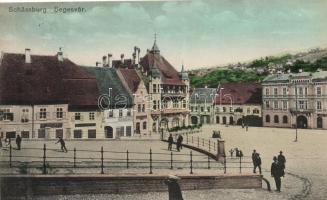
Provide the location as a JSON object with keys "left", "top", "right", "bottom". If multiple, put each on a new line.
{"left": 84, "top": 66, "right": 134, "bottom": 138}
{"left": 214, "top": 82, "right": 262, "bottom": 126}
{"left": 117, "top": 68, "right": 149, "bottom": 135}
{"left": 0, "top": 48, "right": 99, "bottom": 139}
{"left": 262, "top": 71, "right": 327, "bottom": 129}
{"left": 190, "top": 87, "right": 217, "bottom": 125}
{"left": 138, "top": 39, "right": 190, "bottom": 132}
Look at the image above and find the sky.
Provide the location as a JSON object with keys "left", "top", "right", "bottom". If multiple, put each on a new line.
{"left": 1, "top": 0, "right": 327, "bottom": 70}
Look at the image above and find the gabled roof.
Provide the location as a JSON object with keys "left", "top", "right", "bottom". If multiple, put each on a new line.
{"left": 190, "top": 88, "right": 217, "bottom": 104}
{"left": 0, "top": 52, "right": 99, "bottom": 107}
{"left": 118, "top": 68, "right": 141, "bottom": 93}
{"left": 83, "top": 67, "right": 133, "bottom": 108}
{"left": 140, "top": 52, "right": 185, "bottom": 85}
{"left": 214, "top": 82, "right": 262, "bottom": 105}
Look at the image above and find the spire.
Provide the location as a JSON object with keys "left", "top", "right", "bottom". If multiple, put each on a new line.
{"left": 179, "top": 62, "right": 189, "bottom": 81}
{"left": 151, "top": 33, "right": 160, "bottom": 54}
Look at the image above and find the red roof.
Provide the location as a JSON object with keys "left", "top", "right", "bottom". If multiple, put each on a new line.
{"left": 140, "top": 52, "right": 185, "bottom": 85}
{"left": 0, "top": 53, "right": 99, "bottom": 107}
{"left": 118, "top": 68, "right": 141, "bottom": 93}
{"left": 214, "top": 82, "right": 262, "bottom": 105}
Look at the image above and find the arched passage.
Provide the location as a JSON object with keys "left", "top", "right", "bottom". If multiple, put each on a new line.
{"left": 297, "top": 115, "right": 308, "bottom": 129}
{"left": 317, "top": 117, "right": 323, "bottom": 129}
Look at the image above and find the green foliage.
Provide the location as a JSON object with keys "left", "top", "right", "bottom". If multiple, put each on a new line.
{"left": 169, "top": 124, "right": 201, "bottom": 132}
{"left": 249, "top": 54, "right": 292, "bottom": 68}
{"left": 284, "top": 56, "right": 327, "bottom": 73}
{"left": 190, "top": 69, "right": 266, "bottom": 88}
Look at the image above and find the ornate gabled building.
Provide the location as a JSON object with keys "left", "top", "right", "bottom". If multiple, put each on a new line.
{"left": 262, "top": 71, "right": 327, "bottom": 129}
{"left": 138, "top": 39, "right": 190, "bottom": 133}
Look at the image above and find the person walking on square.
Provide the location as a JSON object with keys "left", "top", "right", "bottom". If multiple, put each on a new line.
{"left": 278, "top": 151, "right": 286, "bottom": 176}
{"left": 252, "top": 149, "right": 257, "bottom": 173}
{"left": 246, "top": 124, "right": 248, "bottom": 132}
{"left": 235, "top": 148, "right": 240, "bottom": 157}
{"left": 178, "top": 134, "right": 183, "bottom": 150}
{"left": 176, "top": 135, "right": 182, "bottom": 151}
{"left": 168, "top": 134, "right": 173, "bottom": 151}
{"left": 56, "top": 136, "right": 67, "bottom": 152}
{"left": 271, "top": 156, "right": 282, "bottom": 192}
{"left": 15, "top": 135, "right": 22, "bottom": 150}
{"left": 239, "top": 150, "right": 243, "bottom": 158}
{"left": 255, "top": 153, "right": 262, "bottom": 174}
{"left": 229, "top": 148, "right": 234, "bottom": 158}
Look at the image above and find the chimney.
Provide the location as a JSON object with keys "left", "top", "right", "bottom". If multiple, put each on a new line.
{"left": 108, "top": 54, "right": 112, "bottom": 68}
{"left": 25, "top": 48, "right": 31, "bottom": 63}
{"left": 57, "top": 47, "right": 64, "bottom": 62}
{"left": 102, "top": 56, "right": 107, "bottom": 67}
{"left": 120, "top": 54, "right": 124, "bottom": 63}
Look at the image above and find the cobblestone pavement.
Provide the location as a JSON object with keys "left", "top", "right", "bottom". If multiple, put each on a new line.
{"left": 191, "top": 124, "right": 327, "bottom": 200}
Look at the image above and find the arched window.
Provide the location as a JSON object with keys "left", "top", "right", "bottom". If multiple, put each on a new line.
{"left": 283, "top": 116, "right": 288, "bottom": 124}
{"left": 274, "top": 115, "right": 279, "bottom": 123}
{"left": 265, "top": 115, "right": 270, "bottom": 123}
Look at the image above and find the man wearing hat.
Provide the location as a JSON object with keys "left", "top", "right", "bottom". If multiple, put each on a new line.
{"left": 271, "top": 156, "right": 282, "bottom": 192}
{"left": 278, "top": 151, "right": 286, "bottom": 176}
{"left": 165, "top": 175, "right": 183, "bottom": 200}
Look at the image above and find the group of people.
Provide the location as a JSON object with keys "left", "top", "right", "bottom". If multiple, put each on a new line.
{"left": 0, "top": 135, "right": 22, "bottom": 150}
{"left": 251, "top": 150, "right": 262, "bottom": 174}
{"left": 168, "top": 134, "right": 183, "bottom": 152}
{"left": 271, "top": 151, "right": 286, "bottom": 192}
{"left": 229, "top": 147, "right": 243, "bottom": 158}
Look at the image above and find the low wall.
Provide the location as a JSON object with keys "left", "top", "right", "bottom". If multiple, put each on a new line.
{"left": 1, "top": 174, "right": 262, "bottom": 198}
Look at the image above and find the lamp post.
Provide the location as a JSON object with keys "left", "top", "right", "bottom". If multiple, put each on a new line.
{"left": 294, "top": 83, "right": 298, "bottom": 142}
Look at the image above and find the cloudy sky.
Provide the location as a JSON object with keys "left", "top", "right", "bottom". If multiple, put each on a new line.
{"left": 1, "top": 0, "right": 327, "bottom": 70}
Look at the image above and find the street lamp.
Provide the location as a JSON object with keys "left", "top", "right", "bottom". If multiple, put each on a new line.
{"left": 294, "top": 83, "right": 298, "bottom": 142}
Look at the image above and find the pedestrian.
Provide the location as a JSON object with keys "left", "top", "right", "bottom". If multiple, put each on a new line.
{"left": 255, "top": 153, "right": 262, "bottom": 174}
{"left": 176, "top": 135, "right": 181, "bottom": 151}
{"left": 252, "top": 149, "right": 257, "bottom": 173}
{"left": 178, "top": 134, "right": 183, "bottom": 150}
{"left": 278, "top": 151, "right": 286, "bottom": 175}
{"left": 271, "top": 156, "right": 283, "bottom": 192}
{"left": 15, "top": 134, "right": 22, "bottom": 150}
{"left": 229, "top": 148, "right": 234, "bottom": 157}
{"left": 246, "top": 124, "right": 248, "bottom": 131}
{"left": 168, "top": 134, "right": 173, "bottom": 151}
{"left": 55, "top": 136, "right": 67, "bottom": 152}
{"left": 239, "top": 150, "right": 243, "bottom": 158}
{"left": 242, "top": 123, "right": 244, "bottom": 128}
{"left": 164, "top": 175, "right": 184, "bottom": 200}
{"left": 235, "top": 148, "right": 240, "bottom": 157}
{"left": 0, "top": 137, "right": 2, "bottom": 148}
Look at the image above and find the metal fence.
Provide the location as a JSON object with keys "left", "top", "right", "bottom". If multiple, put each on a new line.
{"left": 2, "top": 143, "right": 254, "bottom": 175}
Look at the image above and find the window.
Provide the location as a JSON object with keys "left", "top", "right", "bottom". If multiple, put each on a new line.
{"left": 282, "top": 101, "right": 288, "bottom": 110}
{"left": 116, "top": 126, "right": 124, "bottom": 137}
{"left": 282, "top": 88, "right": 287, "bottom": 96}
{"left": 74, "top": 130, "right": 82, "bottom": 138}
{"left": 265, "top": 88, "right": 270, "bottom": 96}
{"left": 153, "top": 84, "right": 157, "bottom": 93}
{"left": 56, "top": 129, "right": 63, "bottom": 138}
{"left": 56, "top": 108, "right": 63, "bottom": 119}
{"left": 223, "top": 107, "right": 226, "bottom": 112}
{"left": 126, "top": 126, "right": 132, "bottom": 136}
{"left": 127, "top": 109, "right": 131, "bottom": 116}
{"left": 109, "top": 110, "right": 113, "bottom": 117}
{"left": 38, "top": 129, "right": 45, "bottom": 138}
{"left": 142, "top": 104, "right": 145, "bottom": 112}
{"left": 253, "top": 108, "right": 259, "bottom": 114}
{"left": 299, "top": 87, "right": 303, "bottom": 96}
{"left": 317, "top": 101, "right": 322, "bottom": 110}
{"left": 191, "top": 106, "right": 194, "bottom": 112}
{"left": 173, "top": 101, "right": 178, "bottom": 108}
{"left": 75, "top": 113, "right": 81, "bottom": 120}
{"left": 274, "top": 88, "right": 278, "bottom": 96}
{"left": 119, "top": 109, "right": 123, "bottom": 118}
{"left": 299, "top": 101, "right": 305, "bottom": 109}
{"left": 274, "top": 115, "right": 279, "bottom": 123}
{"left": 88, "top": 129, "right": 96, "bottom": 138}
{"left": 89, "top": 112, "right": 95, "bottom": 120}
{"left": 143, "top": 121, "right": 147, "bottom": 130}
{"left": 274, "top": 101, "right": 278, "bottom": 109}
{"left": 21, "top": 131, "right": 29, "bottom": 138}
{"left": 39, "top": 108, "right": 47, "bottom": 119}
{"left": 317, "top": 87, "right": 321, "bottom": 96}
{"left": 265, "top": 115, "right": 270, "bottom": 123}
{"left": 265, "top": 101, "right": 270, "bottom": 109}
{"left": 247, "top": 107, "right": 250, "bottom": 113}
{"left": 183, "top": 100, "right": 186, "bottom": 108}
{"left": 304, "top": 87, "right": 308, "bottom": 96}
{"left": 230, "top": 107, "right": 233, "bottom": 112}
{"left": 1, "top": 109, "right": 13, "bottom": 121}
{"left": 207, "top": 107, "right": 211, "bottom": 112}
{"left": 138, "top": 104, "right": 141, "bottom": 112}
{"left": 283, "top": 116, "right": 288, "bottom": 124}
{"left": 21, "top": 109, "right": 29, "bottom": 123}
{"left": 153, "top": 101, "right": 157, "bottom": 110}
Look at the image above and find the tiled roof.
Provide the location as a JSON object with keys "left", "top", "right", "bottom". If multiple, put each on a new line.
{"left": 214, "top": 82, "right": 262, "bottom": 105}
{"left": 190, "top": 88, "right": 217, "bottom": 104}
{"left": 0, "top": 53, "right": 99, "bottom": 107}
{"left": 139, "top": 52, "right": 185, "bottom": 85}
{"left": 263, "top": 71, "right": 327, "bottom": 82}
{"left": 118, "top": 68, "right": 141, "bottom": 93}
{"left": 83, "top": 67, "right": 133, "bottom": 107}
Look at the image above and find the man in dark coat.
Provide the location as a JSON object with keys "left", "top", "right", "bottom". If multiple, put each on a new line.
{"left": 271, "top": 156, "right": 282, "bottom": 192}
{"left": 252, "top": 150, "right": 257, "bottom": 173}
{"left": 56, "top": 136, "right": 67, "bottom": 152}
{"left": 168, "top": 134, "right": 173, "bottom": 151}
{"left": 165, "top": 175, "right": 183, "bottom": 200}
{"left": 16, "top": 135, "right": 22, "bottom": 150}
{"left": 278, "top": 151, "right": 286, "bottom": 176}
{"left": 255, "top": 153, "right": 262, "bottom": 174}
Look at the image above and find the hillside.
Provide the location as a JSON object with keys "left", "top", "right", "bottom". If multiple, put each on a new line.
{"left": 189, "top": 47, "right": 327, "bottom": 88}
